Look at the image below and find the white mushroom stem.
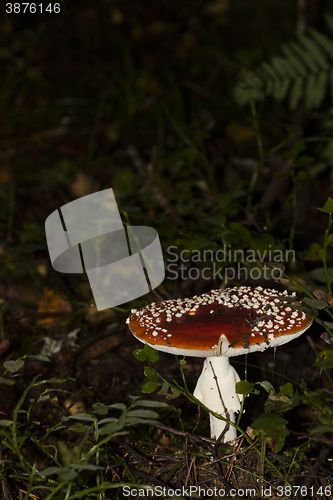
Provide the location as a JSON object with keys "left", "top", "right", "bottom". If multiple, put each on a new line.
{"left": 193, "top": 356, "right": 242, "bottom": 442}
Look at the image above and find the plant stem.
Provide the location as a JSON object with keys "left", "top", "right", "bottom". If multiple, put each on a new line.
{"left": 322, "top": 212, "right": 333, "bottom": 295}
{"left": 244, "top": 70, "right": 265, "bottom": 212}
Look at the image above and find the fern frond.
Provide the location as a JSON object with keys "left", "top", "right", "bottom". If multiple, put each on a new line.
{"left": 281, "top": 44, "right": 307, "bottom": 76}
{"left": 325, "top": 13, "right": 333, "bottom": 37}
{"left": 309, "top": 28, "right": 333, "bottom": 62}
{"left": 234, "top": 16, "right": 333, "bottom": 111}
{"left": 330, "top": 68, "right": 333, "bottom": 103}
{"left": 289, "top": 77, "right": 303, "bottom": 111}
{"left": 298, "top": 33, "right": 328, "bottom": 69}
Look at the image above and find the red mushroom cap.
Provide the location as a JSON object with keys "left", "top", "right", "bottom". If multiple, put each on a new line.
{"left": 127, "top": 286, "right": 313, "bottom": 357}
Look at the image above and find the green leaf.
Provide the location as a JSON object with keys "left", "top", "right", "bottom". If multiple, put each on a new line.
{"left": 305, "top": 267, "right": 333, "bottom": 284}
{"left": 271, "top": 56, "right": 289, "bottom": 77}
{"left": 144, "top": 344, "right": 159, "bottom": 363}
{"left": 169, "top": 387, "right": 181, "bottom": 399}
{"left": 273, "top": 75, "right": 290, "bottom": 102}
{"left": 58, "top": 469, "right": 78, "bottom": 482}
{"left": 257, "top": 381, "right": 275, "bottom": 395}
{"left": 125, "top": 409, "right": 159, "bottom": 419}
{"left": 306, "top": 73, "right": 319, "bottom": 109}
{"left": 236, "top": 380, "right": 255, "bottom": 395}
{"left": 144, "top": 366, "right": 157, "bottom": 381}
{"left": 99, "top": 423, "right": 125, "bottom": 435}
{"left": 41, "top": 466, "right": 64, "bottom": 477}
{"left": 313, "top": 71, "right": 329, "bottom": 108}
{"left": 67, "top": 414, "right": 97, "bottom": 422}
{"left": 108, "top": 403, "right": 126, "bottom": 411}
{"left": 298, "top": 33, "right": 328, "bottom": 69}
{"left": 279, "top": 383, "right": 293, "bottom": 397}
{"left": 318, "top": 197, "right": 333, "bottom": 214}
{"left": 68, "top": 424, "right": 92, "bottom": 433}
{"left": 310, "top": 28, "right": 333, "bottom": 62}
{"left": 327, "top": 234, "right": 333, "bottom": 247}
{"left": 281, "top": 43, "right": 307, "bottom": 76}
{"left": 326, "top": 13, "right": 333, "bottom": 36}
{"left": 3, "top": 359, "right": 24, "bottom": 373}
{"left": 158, "top": 381, "right": 170, "bottom": 396}
{"left": 92, "top": 403, "right": 108, "bottom": 416}
{"left": 251, "top": 413, "right": 290, "bottom": 452}
{"left": 0, "top": 419, "right": 14, "bottom": 426}
{"left": 289, "top": 40, "right": 315, "bottom": 70}
{"left": 142, "top": 381, "right": 156, "bottom": 393}
{"left": 70, "top": 464, "right": 104, "bottom": 471}
{"left": 316, "top": 349, "right": 333, "bottom": 369}
{"left": 302, "top": 298, "right": 328, "bottom": 309}
{"left": 133, "top": 349, "right": 148, "bottom": 362}
{"left": 323, "top": 320, "right": 333, "bottom": 329}
{"left": 0, "top": 377, "right": 15, "bottom": 386}
{"left": 97, "top": 418, "right": 118, "bottom": 425}
{"left": 302, "top": 243, "right": 324, "bottom": 261}
{"left": 123, "top": 417, "right": 158, "bottom": 426}
{"left": 289, "top": 77, "right": 303, "bottom": 110}
{"left": 311, "top": 424, "right": 333, "bottom": 435}
{"left": 134, "top": 400, "right": 168, "bottom": 408}
{"left": 25, "top": 355, "right": 50, "bottom": 362}
{"left": 44, "top": 377, "right": 68, "bottom": 384}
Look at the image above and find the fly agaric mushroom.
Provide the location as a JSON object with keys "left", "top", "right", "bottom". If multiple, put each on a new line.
{"left": 127, "top": 286, "right": 313, "bottom": 442}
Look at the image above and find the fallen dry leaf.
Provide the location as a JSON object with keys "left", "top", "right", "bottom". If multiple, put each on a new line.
{"left": 70, "top": 172, "right": 99, "bottom": 198}
{"left": 75, "top": 333, "right": 122, "bottom": 367}
{"left": 84, "top": 305, "right": 116, "bottom": 323}
{"left": 0, "top": 339, "right": 10, "bottom": 356}
{"left": 37, "top": 290, "right": 72, "bottom": 327}
{"left": 0, "top": 283, "right": 41, "bottom": 306}
{"left": 0, "top": 163, "right": 11, "bottom": 186}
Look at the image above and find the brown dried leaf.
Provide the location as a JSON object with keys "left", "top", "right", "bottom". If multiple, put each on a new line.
{"left": 75, "top": 334, "right": 122, "bottom": 367}
{"left": 0, "top": 339, "right": 10, "bottom": 356}
{"left": 84, "top": 305, "right": 116, "bottom": 323}
{"left": 0, "top": 283, "right": 41, "bottom": 306}
{"left": 70, "top": 172, "right": 99, "bottom": 198}
{"left": 0, "top": 164, "right": 11, "bottom": 186}
{"left": 320, "top": 332, "right": 332, "bottom": 344}
{"left": 313, "top": 289, "right": 333, "bottom": 306}
{"left": 37, "top": 290, "right": 72, "bottom": 327}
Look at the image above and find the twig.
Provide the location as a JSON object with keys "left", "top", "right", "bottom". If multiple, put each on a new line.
{"left": 209, "top": 360, "right": 230, "bottom": 445}
{"left": 152, "top": 422, "right": 216, "bottom": 445}
{"left": 299, "top": 446, "right": 333, "bottom": 498}
{"left": 184, "top": 455, "right": 195, "bottom": 487}
{"left": 192, "top": 404, "right": 201, "bottom": 434}
{"left": 126, "top": 465, "right": 170, "bottom": 488}
{"left": 225, "top": 437, "right": 243, "bottom": 483}
{"left": 110, "top": 438, "right": 152, "bottom": 465}
{"left": 260, "top": 442, "right": 267, "bottom": 487}
{"left": 46, "top": 387, "right": 92, "bottom": 428}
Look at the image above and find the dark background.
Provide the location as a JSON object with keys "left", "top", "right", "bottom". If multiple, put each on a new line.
{"left": 1, "top": 0, "right": 333, "bottom": 495}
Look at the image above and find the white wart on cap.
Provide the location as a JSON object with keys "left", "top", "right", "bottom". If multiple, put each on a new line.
{"left": 127, "top": 286, "right": 313, "bottom": 357}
